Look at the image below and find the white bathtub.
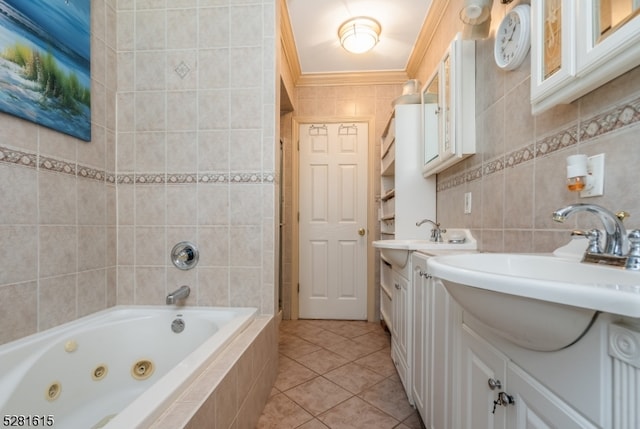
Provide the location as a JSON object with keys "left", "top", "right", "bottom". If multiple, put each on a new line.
{"left": 0, "top": 305, "right": 257, "bottom": 428}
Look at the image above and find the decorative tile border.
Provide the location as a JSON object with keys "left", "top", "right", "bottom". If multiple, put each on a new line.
{"left": 437, "top": 95, "right": 640, "bottom": 192}
{"left": 0, "top": 145, "right": 275, "bottom": 186}
{"left": 0, "top": 147, "right": 38, "bottom": 169}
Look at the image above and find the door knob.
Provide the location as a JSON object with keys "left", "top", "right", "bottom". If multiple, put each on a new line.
{"left": 358, "top": 228, "right": 366, "bottom": 236}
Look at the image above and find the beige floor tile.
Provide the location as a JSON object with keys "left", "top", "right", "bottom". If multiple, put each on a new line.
{"left": 297, "top": 418, "right": 330, "bottom": 428}
{"left": 354, "top": 348, "right": 396, "bottom": 377}
{"left": 256, "top": 392, "right": 313, "bottom": 429}
{"left": 353, "top": 331, "right": 391, "bottom": 350}
{"left": 325, "top": 337, "right": 386, "bottom": 361}
{"left": 359, "top": 377, "right": 415, "bottom": 422}
{"left": 275, "top": 355, "right": 318, "bottom": 391}
{"left": 294, "top": 348, "right": 349, "bottom": 374}
{"left": 285, "top": 377, "right": 352, "bottom": 416}
{"left": 326, "top": 321, "right": 382, "bottom": 338}
{"left": 298, "top": 328, "right": 349, "bottom": 348}
{"left": 258, "top": 320, "right": 421, "bottom": 429}
{"left": 318, "top": 396, "right": 400, "bottom": 429}
{"left": 280, "top": 334, "right": 323, "bottom": 359}
{"left": 324, "top": 362, "right": 385, "bottom": 394}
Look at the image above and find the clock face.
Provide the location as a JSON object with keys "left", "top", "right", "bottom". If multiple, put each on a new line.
{"left": 494, "top": 4, "right": 531, "bottom": 71}
{"left": 497, "top": 13, "right": 521, "bottom": 64}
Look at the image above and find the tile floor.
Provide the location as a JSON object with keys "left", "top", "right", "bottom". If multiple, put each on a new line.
{"left": 256, "top": 319, "right": 424, "bottom": 429}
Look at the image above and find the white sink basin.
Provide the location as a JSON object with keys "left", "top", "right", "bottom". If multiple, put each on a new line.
{"left": 428, "top": 253, "right": 640, "bottom": 351}
{"left": 372, "top": 230, "right": 477, "bottom": 267}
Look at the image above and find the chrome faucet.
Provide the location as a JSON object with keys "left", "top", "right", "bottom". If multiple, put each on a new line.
{"left": 416, "top": 218, "right": 446, "bottom": 242}
{"left": 552, "top": 203, "right": 626, "bottom": 256}
{"left": 166, "top": 285, "right": 190, "bottom": 305}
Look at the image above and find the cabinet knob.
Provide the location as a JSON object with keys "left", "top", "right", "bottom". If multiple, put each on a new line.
{"left": 419, "top": 270, "right": 432, "bottom": 279}
{"left": 487, "top": 378, "right": 502, "bottom": 390}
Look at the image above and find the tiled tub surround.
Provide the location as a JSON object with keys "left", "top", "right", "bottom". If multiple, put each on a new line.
{"left": 149, "top": 315, "right": 277, "bottom": 429}
{"left": 0, "top": 142, "right": 275, "bottom": 335}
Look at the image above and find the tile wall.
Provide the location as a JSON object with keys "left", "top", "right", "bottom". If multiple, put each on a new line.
{"left": 0, "top": 0, "right": 279, "bottom": 346}
{"left": 419, "top": 0, "right": 640, "bottom": 253}
{"left": 0, "top": 0, "right": 117, "bottom": 345}
{"left": 114, "top": 0, "right": 277, "bottom": 316}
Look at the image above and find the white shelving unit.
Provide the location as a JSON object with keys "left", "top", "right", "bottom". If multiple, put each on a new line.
{"left": 379, "top": 103, "right": 436, "bottom": 240}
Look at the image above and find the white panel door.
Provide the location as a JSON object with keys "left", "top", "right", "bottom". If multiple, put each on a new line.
{"left": 299, "top": 122, "right": 368, "bottom": 319}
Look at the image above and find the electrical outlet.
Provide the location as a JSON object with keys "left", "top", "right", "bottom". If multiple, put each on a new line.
{"left": 580, "top": 154, "right": 605, "bottom": 198}
{"left": 464, "top": 192, "right": 472, "bottom": 214}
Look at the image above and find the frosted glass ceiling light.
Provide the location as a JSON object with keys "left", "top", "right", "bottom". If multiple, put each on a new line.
{"left": 339, "top": 17, "right": 381, "bottom": 54}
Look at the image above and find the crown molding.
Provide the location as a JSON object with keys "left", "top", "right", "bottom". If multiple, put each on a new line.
{"left": 279, "top": 0, "right": 446, "bottom": 87}
{"left": 295, "top": 71, "right": 409, "bottom": 87}
{"left": 279, "top": 0, "right": 302, "bottom": 82}
{"left": 406, "top": 0, "right": 451, "bottom": 78}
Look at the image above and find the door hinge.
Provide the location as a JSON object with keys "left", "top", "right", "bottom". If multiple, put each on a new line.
{"left": 297, "top": 283, "right": 300, "bottom": 293}
{"left": 297, "top": 139, "right": 300, "bottom": 151}
{"left": 297, "top": 212, "right": 300, "bottom": 222}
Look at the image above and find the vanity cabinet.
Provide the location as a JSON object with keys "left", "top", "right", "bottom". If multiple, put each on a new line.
{"left": 411, "top": 252, "right": 461, "bottom": 429}
{"left": 422, "top": 33, "right": 475, "bottom": 177}
{"left": 531, "top": 0, "right": 640, "bottom": 114}
{"left": 458, "top": 324, "right": 600, "bottom": 429}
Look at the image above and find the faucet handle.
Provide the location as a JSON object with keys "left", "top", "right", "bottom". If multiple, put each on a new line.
{"left": 625, "top": 230, "right": 640, "bottom": 270}
{"left": 616, "top": 211, "right": 631, "bottom": 221}
{"left": 572, "top": 229, "right": 602, "bottom": 254}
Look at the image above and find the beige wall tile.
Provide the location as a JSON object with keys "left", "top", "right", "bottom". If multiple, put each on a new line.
{"left": 0, "top": 282, "right": 37, "bottom": 343}
{"left": 39, "top": 274, "right": 77, "bottom": 331}
{"left": 0, "top": 166, "right": 37, "bottom": 225}
{"left": 39, "top": 226, "right": 77, "bottom": 278}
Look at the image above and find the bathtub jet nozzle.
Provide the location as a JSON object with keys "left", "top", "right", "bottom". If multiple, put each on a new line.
{"left": 166, "top": 285, "right": 191, "bottom": 305}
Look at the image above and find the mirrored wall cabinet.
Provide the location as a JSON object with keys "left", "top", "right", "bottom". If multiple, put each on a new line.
{"left": 422, "top": 33, "right": 476, "bottom": 177}
{"left": 531, "top": 0, "right": 640, "bottom": 114}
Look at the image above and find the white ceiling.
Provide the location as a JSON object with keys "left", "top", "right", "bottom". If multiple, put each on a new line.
{"left": 285, "top": 0, "right": 433, "bottom": 74}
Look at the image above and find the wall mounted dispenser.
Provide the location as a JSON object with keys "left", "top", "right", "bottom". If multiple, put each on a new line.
{"left": 566, "top": 153, "right": 605, "bottom": 197}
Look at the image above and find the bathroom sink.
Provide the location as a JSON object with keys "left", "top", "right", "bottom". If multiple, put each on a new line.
{"left": 427, "top": 253, "right": 640, "bottom": 351}
{"left": 373, "top": 230, "right": 477, "bottom": 267}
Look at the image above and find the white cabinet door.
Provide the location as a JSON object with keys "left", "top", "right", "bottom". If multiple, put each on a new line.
{"left": 411, "top": 254, "right": 430, "bottom": 421}
{"left": 460, "top": 324, "right": 509, "bottom": 429}
{"left": 507, "top": 363, "right": 600, "bottom": 429}
{"left": 391, "top": 270, "right": 411, "bottom": 400}
{"left": 422, "top": 33, "right": 475, "bottom": 177}
{"left": 531, "top": 0, "right": 640, "bottom": 114}
{"left": 431, "top": 278, "right": 459, "bottom": 429}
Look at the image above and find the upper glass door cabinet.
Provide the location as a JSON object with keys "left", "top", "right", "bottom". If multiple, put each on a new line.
{"left": 531, "top": 0, "right": 640, "bottom": 114}
{"left": 422, "top": 33, "right": 476, "bottom": 177}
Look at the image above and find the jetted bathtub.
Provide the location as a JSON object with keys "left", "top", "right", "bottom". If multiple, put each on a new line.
{"left": 0, "top": 305, "right": 257, "bottom": 428}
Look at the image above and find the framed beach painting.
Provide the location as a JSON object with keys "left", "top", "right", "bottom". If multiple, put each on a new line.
{"left": 0, "top": 0, "right": 91, "bottom": 141}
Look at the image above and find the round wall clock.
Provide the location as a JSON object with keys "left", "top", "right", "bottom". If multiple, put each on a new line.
{"left": 494, "top": 4, "right": 531, "bottom": 71}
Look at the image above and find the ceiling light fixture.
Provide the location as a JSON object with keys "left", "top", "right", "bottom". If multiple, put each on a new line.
{"left": 338, "top": 17, "right": 381, "bottom": 54}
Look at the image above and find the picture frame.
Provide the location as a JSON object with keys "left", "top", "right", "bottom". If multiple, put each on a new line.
{"left": 0, "top": 0, "right": 91, "bottom": 141}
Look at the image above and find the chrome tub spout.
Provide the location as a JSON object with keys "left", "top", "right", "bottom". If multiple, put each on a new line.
{"left": 166, "top": 285, "right": 190, "bottom": 305}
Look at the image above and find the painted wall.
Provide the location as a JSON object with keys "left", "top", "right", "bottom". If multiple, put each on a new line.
{"left": 0, "top": 0, "right": 278, "bottom": 346}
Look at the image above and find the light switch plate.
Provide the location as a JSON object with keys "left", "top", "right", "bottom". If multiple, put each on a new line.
{"left": 464, "top": 192, "right": 472, "bottom": 214}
